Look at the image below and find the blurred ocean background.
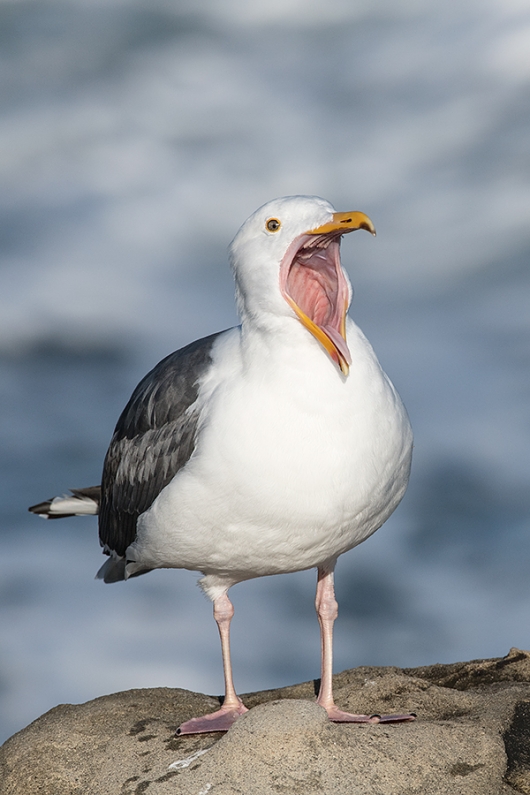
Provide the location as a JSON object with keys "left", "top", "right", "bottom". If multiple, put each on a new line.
{"left": 1, "top": 0, "right": 529, "bottom": 743}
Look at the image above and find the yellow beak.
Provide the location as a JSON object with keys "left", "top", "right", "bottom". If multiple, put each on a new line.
{"left": 308, "top": 211, "right": 376, "bottom": 237}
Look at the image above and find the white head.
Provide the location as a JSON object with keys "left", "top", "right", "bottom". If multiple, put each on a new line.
{"left": 229, "top": 195, "right": 375, "bottom": 375}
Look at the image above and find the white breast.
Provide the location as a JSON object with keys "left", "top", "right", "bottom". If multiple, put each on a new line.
{"left": 130, "top": 319, "right": 412, "bottom": 582}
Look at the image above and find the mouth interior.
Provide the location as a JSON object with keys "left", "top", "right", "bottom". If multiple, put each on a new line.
{"left": 282, "top": 232, "right": 351, "bottom": 366}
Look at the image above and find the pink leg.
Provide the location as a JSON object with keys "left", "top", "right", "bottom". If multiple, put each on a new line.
{"left": 177, "top": 592, "right": 248, "bottom": 735}
{"left": 315, "top": 567, "right": 415, "bottom": 724}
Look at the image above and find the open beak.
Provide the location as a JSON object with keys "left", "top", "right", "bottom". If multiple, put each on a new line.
{"left": 280, "top": 211, "right": 375, "bottom": 376}
{"left": 308, "top": 211, "right": 376, "bottom": 238}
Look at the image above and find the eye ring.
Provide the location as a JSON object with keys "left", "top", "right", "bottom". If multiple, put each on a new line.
{"left": 266, "top": 217, "right": 281, "bottom": 232}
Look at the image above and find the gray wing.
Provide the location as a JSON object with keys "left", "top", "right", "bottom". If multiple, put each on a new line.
{"left": 98, "top": 331, "right": 222, "bottom": 559}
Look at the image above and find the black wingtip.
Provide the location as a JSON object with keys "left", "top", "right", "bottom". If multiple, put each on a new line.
{"left": 28, "top": 500, "right": 53, "bottom": 517}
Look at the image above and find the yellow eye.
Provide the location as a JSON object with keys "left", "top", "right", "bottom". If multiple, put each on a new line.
{"left": 266, "top": 217, "right": 281, "bottom": 232}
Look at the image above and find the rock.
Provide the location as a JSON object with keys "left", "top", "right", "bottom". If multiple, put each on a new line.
{"left": 1, "top": 648, "right": 529, "bottom": 794}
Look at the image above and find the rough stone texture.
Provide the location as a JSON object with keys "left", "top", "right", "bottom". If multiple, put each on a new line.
{"left": 1, "top": 648, "right": 530, "bottom": 794}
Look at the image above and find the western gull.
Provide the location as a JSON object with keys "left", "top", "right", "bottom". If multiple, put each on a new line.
{"left": 30, "top": 195, "right": 414, "bottom": 734}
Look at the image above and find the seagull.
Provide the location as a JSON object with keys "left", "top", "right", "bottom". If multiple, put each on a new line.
{"left": 30, "top": 195, "right": 414, "bottom": 734}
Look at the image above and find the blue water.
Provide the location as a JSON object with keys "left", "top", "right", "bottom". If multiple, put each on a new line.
{"left": 1, "top": 0, "right": 529, "bottom": 743}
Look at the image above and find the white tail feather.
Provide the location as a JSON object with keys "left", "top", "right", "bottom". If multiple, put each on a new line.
{"left": 47, "top": 494, "right": 98, "bottom": 516}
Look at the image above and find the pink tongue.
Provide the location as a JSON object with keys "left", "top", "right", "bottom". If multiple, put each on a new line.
{"left": 322, "top": 325, "right": 352, "bottom": 365}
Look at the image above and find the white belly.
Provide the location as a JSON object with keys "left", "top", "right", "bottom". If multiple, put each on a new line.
{"left": 130, "top": 323, "right": 412, "bottom": 582}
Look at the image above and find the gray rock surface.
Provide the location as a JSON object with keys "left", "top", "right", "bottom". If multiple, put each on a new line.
{"left": 1, "top": 648, "right": 530, "bottom": 794}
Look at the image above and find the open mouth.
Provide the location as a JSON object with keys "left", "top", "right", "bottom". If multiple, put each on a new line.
{"left": 280, "top": 230, "right": 352, "bottom": 375}
{"left": 279, "top": 211, "right": 375, "bottom": 376}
